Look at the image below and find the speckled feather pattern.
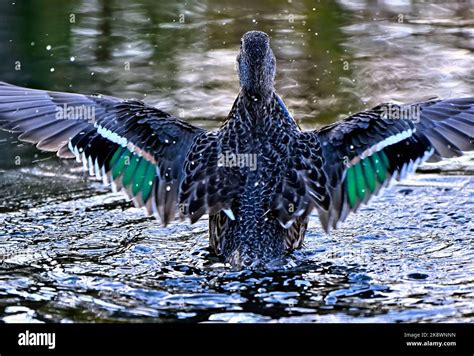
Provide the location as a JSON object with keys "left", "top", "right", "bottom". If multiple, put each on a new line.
{"left": 184, "top": 92, "right": 313, "bottom": 267}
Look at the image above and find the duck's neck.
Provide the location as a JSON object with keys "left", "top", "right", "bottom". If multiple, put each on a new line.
{"left": 241, "top": 87, "right": 275, "bottom": 104}
{"left": 239, "top": 90, "right": 277, "bottom": 126}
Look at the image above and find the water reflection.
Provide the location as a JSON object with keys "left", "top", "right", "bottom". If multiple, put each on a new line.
{"left": 1, "top": 0, "right": 471, "bottom": 127}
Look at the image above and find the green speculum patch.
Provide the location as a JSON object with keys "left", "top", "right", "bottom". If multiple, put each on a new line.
{"left": 345, "top": 150, "right": 390, "bottom": 208}
{"left": 108, "top": 147, "right": 156, "bottom": 202}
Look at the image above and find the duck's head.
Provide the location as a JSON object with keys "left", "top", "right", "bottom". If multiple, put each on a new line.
{"left": 237, "top": 31, "right": 276, "bottom": 97}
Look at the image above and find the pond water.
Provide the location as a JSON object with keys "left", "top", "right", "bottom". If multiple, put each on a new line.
{"left": 0, "top": 0, "right": 473, "bottom": 323}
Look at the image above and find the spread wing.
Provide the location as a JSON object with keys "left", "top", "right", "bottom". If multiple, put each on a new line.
{"left": 0, "top": 81, "right": 234, "bottom": 225}
{"left": 273, "top": 98, "right": 474, "bottom": 232}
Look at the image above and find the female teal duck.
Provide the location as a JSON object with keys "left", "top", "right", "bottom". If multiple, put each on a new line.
{"left": 1, "top": 31, "right": 473, "bottom": 269}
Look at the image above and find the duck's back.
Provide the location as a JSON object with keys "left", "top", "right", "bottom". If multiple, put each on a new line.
{"left": 207, "top": 93, "right": 308, "bottom": 268}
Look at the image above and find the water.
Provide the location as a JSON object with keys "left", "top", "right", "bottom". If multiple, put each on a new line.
{"left": 0, "top": 0, "right": 473, "bottom": 323}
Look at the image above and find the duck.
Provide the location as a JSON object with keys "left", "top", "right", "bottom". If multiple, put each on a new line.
{"left": 0, "top": 31, "right": 473, "bottom": 269}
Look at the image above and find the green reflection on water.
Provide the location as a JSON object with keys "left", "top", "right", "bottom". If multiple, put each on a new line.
{"left": 0, "top": 0, "right": 352, "bottom": 121}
